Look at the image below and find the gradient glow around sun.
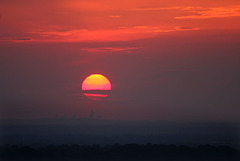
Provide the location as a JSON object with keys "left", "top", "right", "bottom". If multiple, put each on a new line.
{"left": 82, "top": 74, "right": 111, "bottom": 91}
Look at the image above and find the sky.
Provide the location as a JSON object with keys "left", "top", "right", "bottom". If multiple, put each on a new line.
{"left": 0, "top": 0, "right": 240, "bottom": 121}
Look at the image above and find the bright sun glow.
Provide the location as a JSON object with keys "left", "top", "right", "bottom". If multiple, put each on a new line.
{"left": 82, "top": 74, "right": 111, "bottom": 91}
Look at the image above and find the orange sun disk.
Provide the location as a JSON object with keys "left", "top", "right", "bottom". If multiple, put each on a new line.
{"left": 82, "top": 74, "right": 111, "bottom": 99}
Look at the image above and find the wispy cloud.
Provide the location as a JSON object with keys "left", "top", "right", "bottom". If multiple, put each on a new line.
{"left": 81, "top": 47, "right": 138, "bottom": 53}
{"left": 175, "top": 26, "right": 199, "bottom": 31}
{"left": 119, "top": 26, "right": 173, "bottom": 33}
{"left": 1, "top": 25, "right": 198, "bottom": 43}
{"left": 0, "top": 37, "right": 33, "bottom": 42}
{"left": 134, "top": 7, "right": 180, "bottom": 11}
{"left": 108, "top": 15, "right": 121, "bottom": 18}
{"left": 120, "top": 25, "right": 198, "bottom": 33}
{"left": 134, "top": 5, "right": 240, "bottom": 19}
{"left": 175, "top": 5, "right": 240, "bottom": 19}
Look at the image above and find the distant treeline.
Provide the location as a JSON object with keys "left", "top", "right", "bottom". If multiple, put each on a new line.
{"left": 0, "top": 144, "right": 239, "bottom": 161}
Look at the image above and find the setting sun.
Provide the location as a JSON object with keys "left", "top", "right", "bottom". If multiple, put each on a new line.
{"left": 82, "top": 74, "right": 111, "bottom": 99}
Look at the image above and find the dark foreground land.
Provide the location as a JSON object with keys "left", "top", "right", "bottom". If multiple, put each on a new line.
{"left": 1, "top": 144, "right": 240, "bottom": 161}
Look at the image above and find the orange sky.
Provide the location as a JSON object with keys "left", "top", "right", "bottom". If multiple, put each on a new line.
{"left": 1, "top": 0, "right": 240, "bottom": 43}
{"left": 1, "top": 0, "right": 240, "bottom": 120}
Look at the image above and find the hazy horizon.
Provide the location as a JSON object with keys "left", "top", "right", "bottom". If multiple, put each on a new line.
{"left": 1, "top": 2, "right": 240, "bottom": 160}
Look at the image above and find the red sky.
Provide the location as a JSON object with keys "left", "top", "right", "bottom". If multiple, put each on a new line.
{"left": 0, "top": 0, "right": 240, "bottom": 121}
{"left": 1, "top": 0, "right": 240, "bottom": 42}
